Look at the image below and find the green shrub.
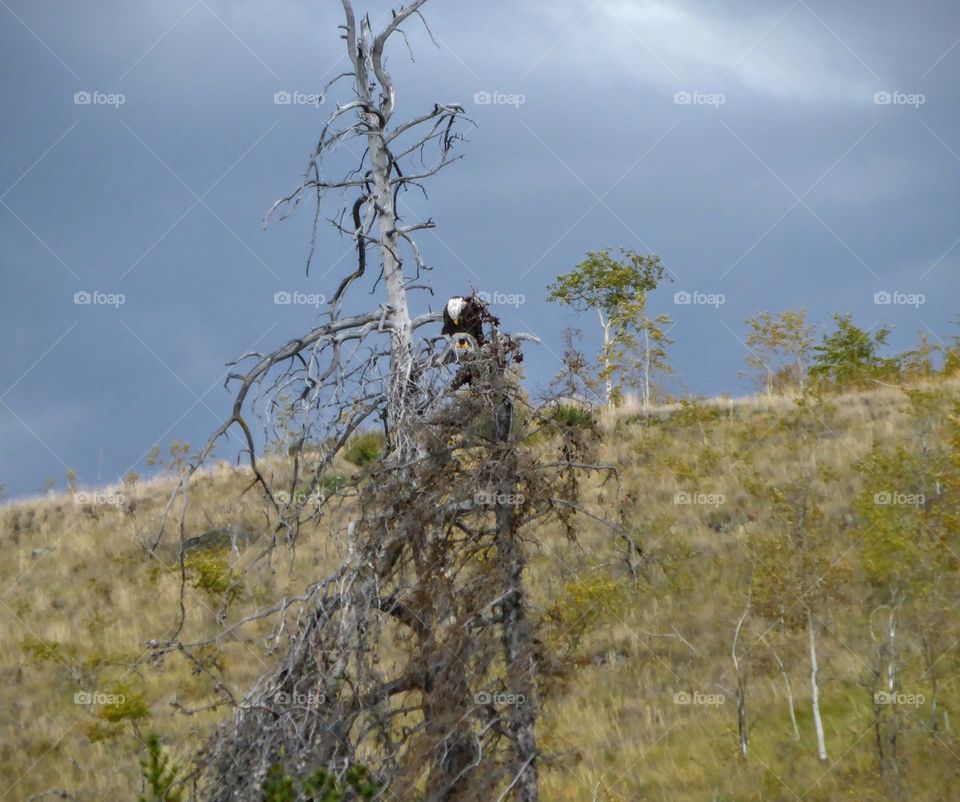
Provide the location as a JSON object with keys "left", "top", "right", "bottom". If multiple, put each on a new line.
{"left": 547, "top": 403, "right": 596, "bottom": 430}
{"left": 262, "top": 765, "right": 295, "bottom": 802}
{"left": 84, "top": 720, "right": 122, "bottom": 743}
{"left": 320, "top": 474, "right": 345, "bottom": 494}
{"left": 182, "top": 552, "right": 242, "bottom": 603}
{"left": 343, "top": 432, "right": 385, "bottom": 466}
{"left": 673, "top": 398, "right": 723, "bottom": 427}
{"left": 138, "top": 733, "right": 183, "bottom": 802}
{"left": 543, "top": 571, "right": 626, "bottom": 656}
{"left": 810, "top": 313, "right": 899, "bottom": 390}
{"left": 96, "top": 682, "right": 150, "bottom": 724}
{"left": 21, "top": 635, "right": 77, "bottom": 666}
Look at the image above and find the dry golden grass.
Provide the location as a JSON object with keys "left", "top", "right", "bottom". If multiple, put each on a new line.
{"left": 2, "top": 378, "right": 959, "bottom": 801}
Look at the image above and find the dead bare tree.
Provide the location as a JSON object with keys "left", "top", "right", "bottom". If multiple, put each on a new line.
{"left": 144, "top": 4, "right": 614, "bottom": 801}
{"left": 153, "top": 0, "right": 474, "bottom": 557}
{"left": 167, "top": 332, "right": 601, "bottom": 802}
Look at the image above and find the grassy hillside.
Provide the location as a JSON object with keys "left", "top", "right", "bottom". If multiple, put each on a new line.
{"left": 3, "top": 378, "right": 960, "bottom": 801}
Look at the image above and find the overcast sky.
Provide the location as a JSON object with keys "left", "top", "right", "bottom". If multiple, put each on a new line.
{"left": 1, "top": 0, "right": 958, "bottom": 498}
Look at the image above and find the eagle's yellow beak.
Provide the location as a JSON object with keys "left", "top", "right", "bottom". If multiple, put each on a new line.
{"left": 452, "top": 317, "right": 459, "bottom": 325}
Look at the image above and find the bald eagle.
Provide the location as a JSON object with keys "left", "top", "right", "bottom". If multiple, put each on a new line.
{"left": 441, "top": 295, "right": 485, "bottom": 348}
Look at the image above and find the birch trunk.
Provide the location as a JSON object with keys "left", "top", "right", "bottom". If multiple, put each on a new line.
{"left": 732, "top": 590, "right": 751, "bottom": 762}
{"left": 597, "top": 308, "right": 612, "bottom": 407}
{"left": 642, "top": 327, "right": 651, "bottom": 407}
{"left": 808, "top": 608, "right": 828, "bottom": 763}
{"left": 885, "top": 607, "right": 902, "bottom": 792}
{"left": 765, "top": 636, "right": 800, "bottom": 741}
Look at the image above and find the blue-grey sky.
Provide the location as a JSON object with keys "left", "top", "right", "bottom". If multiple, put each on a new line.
{"left": 1, "top": 0, "right": 958, "bottom": 498}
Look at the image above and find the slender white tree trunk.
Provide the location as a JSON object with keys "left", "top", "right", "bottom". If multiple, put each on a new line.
{"left": 370, "top": 136, "right": 413, "bottom": 429}
{"left": 765, "top": 636, "right": 800, "bottom": 741}
{"left": 808, "top": 608, "right": 829, "bottom": 763}
{"left": 345, "top": 1, "right": 415, "bottom": 447}
{"left": 783, "top": 668, "right": 801, "bottom": 743}
{"left": 597, "top": 308, "right": 612, "bottom": 407}
{"left": 884, "top": 605, "right": 903, "bottom": 792}
{"left": 886, "top": 607, "right": 896, "bottom": 698}
{"left": 732, "top": 589, "right": 751, "bottom": 761}
{"left": 642, "top": 327, "right": 651, "bottom": 407}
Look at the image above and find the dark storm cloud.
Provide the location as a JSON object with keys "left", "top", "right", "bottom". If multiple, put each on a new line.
{"left": 1, "top": 0, "right": 958, "bottom": 497}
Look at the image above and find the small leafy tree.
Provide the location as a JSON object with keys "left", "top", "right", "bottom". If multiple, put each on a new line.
{"left": 941, "top": 315, "right": 960, "bottom": 376}
{"left": 547, "top": 248, "right": 670, "bottom": 406}
{"left": 809, "top": 313, "right": 898, "bottom": 390}
{"left": 746, "top": 464, "right": 836, "bottom": 764}
{"left": 740, "top": 396, "right": 867, "bottom": 765}
{"left": 897, "top": 331, "right": 939, "bottom": 381}
{"left": 852, "top": 390, "right": 960, "bottom": 790}
{"left": 552, "top": 327, "right": 601, "bottom": 402}
{"left": 743, "top": 308, "right": 816, "bottom": 394}
{"left": 613, "top": 312, "right": 674, "bottom": 406}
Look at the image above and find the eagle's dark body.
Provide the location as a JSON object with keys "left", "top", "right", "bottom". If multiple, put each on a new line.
{"left": 441, "top": 295, "right": 486, "bottom": 346}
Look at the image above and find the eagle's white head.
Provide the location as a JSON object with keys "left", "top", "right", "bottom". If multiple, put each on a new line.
{"left": 446, "top": 296, "right": 467, "bottom": 324}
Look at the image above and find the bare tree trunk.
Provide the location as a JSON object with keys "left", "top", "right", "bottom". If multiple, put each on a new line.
{"left": 373, "top": 139, "right": 413, "bottom": 419}
{"left": 886, "top": 607, "right": 896, "bottom": 700}
{"left": 420, "top": 549, "right": 478, "bottom": 802}
{"left": 494, "top": 504, "right": 539, "bottom": 801}
{"left": 492, "top": 344, "right": 539, "bottom": 802}
{"left": 922, "top": 633, "right": 940, "bottom": 733}
{"left": 763, "top": 634, "right": 799, "bottom": 742}
{"left": 597, "top": 308, "right": 612, "bottom": 407}
{"left": 642, "top": 327, "right": 651, "bottom": 407}
{"left": 732, "top": 588, "right": 751, "bottom": 762}
{"left": 884, "top": 606, "right": 902, "bottom": 797}
{"left": 807, "top": 608, "right": 828, "bottom": 763}
{"left": 341, "top": 0, "right": 414, "bottom": 441}
{"left": 871, "top": 672, "right": 885, "bottom": 768}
